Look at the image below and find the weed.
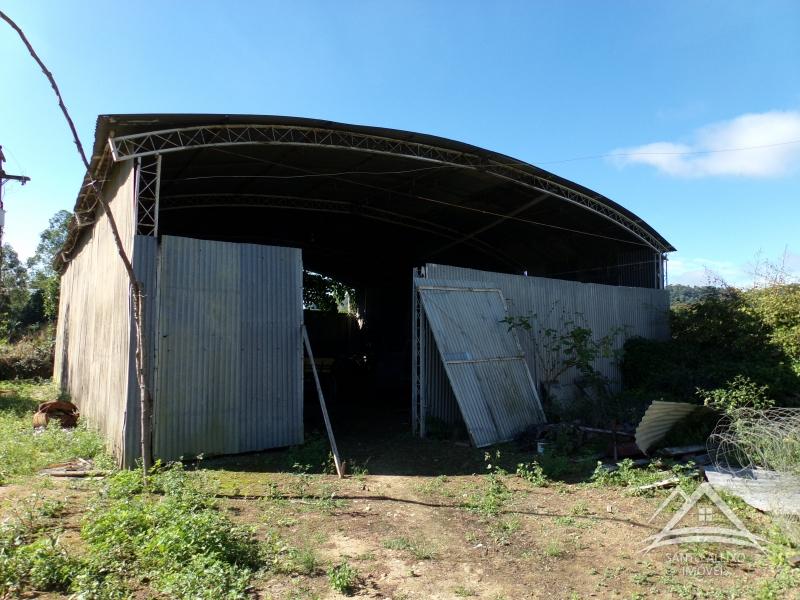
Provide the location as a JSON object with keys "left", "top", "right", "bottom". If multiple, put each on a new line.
{"left": 554, "top": 516, "right": 576, "bottom": 527}
{"left": 327, "top": 560, "right": 359, "bottom": 595}
{"left": 453, "top": 584, "right": 478, "bottom": 597}
{"left": 416, "top": 474, "right": 453, "bottom": 497}
{"left": 544, "top": 540, "right": 565, "bottom": 558}
{"left": 515, "top": 461, "right": 549, "bottom": 487}
{"left": 590, "top": 458, "right": 697, "bottom": 493}
{"left": 490, "top": 517, "right": 521, "bottom": 545}
{"left": 79, "top": 463, "right": 263, "bottom": 599}
{"left": 570, "top": 500, "right": 590, "bottom": 516}
{"left": 463, "top": 451, "right": 512, "bottom": 516}
{"left": 383, "top": 536, "right": 436, "bottom": 560}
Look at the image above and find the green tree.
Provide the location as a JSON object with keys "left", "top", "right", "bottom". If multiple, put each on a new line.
{"left": 26, "top": 210, "right": 71, "bottom": 321}
{"left": 0, "top": 243, "right": 30, "bottom": 339}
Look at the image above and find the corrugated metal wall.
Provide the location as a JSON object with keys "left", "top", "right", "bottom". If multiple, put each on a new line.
{"left": 152, "top": 236, "right": 303, "bottom": 461}
{"left": 415, "top": 264, "right": 670, "bottom": 433}
{"left": 54, "top": 161, "right": 136, "bottom": 458}
{"left": 122, "top": 234, "right": 158, "bottom": 465}
{"left": 425, "top": 264, "right": 669, "bottom": 387}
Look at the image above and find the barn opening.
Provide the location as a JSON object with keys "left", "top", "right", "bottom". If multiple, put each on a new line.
{"left": 54, "top": 114, "right": 674, "bottom": 466}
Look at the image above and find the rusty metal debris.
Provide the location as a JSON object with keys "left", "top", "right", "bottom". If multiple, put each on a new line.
{"left": 32, "top": 401, "right": 79, "bottom": 429}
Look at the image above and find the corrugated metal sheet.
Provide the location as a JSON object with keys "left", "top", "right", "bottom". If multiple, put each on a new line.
{"left": 153, "top": 235, "right": 303, "bottom": 461}
{"left": 635, "top": 401, "right": 699, "bottom": 453}
{"left": 705, "top": 467, "right": 800, "bottom": 514}
{"left": 53, "top": 161, "right": 136, "bottom": 459}
{"left": 416, "top": 280, "right": 545, "bottom": 447}
{"left": 122, "top": 234, "right": 158, "bottom": 466}
{"left": 423, "top": 264, "right": 670, "bottom": 393}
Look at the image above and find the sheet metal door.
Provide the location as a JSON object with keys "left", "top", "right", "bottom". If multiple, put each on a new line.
{"left": 416, "top": 283, "right": 545, "bottom": 447}
{"left": 154, "top": 236, "right": 303, "bottom": 460}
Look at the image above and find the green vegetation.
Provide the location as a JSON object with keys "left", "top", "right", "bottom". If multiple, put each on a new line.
{"left": 623, "top": 284, "right": 800, "bottom": 407}
{"left": 0, "top": 463, "right": 314, "bottom": 599}
{"left": 544, "top": 540, "right": 565, "bottom": 558}
{"left": 463, "top": 451, "right": 512, "bottom": 516}
{"left": 590, "top": 458, "right": 697, "bottom": 493}
{"left": 666, "top": 284, "right": 719, "bottom": 306}
{"left": 0, "top": 210, "right": 71, "bottom": 379}
{"left": 0, "top": 380, "right": 110, "bottom": 483}
{"left": 382, "top": 536, "right": 436, "bottom": 560}
{"left": 515, "top": 461, "right": 550, "bottom": 487}
{"left": 327, "top": 560, "right": 359, "bottom": 595}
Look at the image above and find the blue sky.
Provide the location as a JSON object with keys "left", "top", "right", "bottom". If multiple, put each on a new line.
{"left": 1, "top": 1, "right": 798, "bottom": 285}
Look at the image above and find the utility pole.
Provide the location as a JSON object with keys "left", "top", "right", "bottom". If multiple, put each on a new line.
{"left": 0, "top": 145, "right": 31, "bottom": 279}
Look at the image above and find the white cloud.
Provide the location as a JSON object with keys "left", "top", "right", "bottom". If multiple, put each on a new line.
{"left": 668, "top": 250, "right": 800, "bottom": 287}
{"left": 611, "top": 110, "right": 800, "bottom": 177}
{"left": 667, "top": 256, "right": 749, "bottom": 286}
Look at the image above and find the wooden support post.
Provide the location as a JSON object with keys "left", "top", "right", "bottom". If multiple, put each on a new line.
{"left": 303, "top": 325, "right": 344, "bottom": 478}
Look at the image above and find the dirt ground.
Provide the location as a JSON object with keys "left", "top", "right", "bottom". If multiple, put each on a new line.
{"left": 2, "top": 430, "right": 793, "bottom": 600}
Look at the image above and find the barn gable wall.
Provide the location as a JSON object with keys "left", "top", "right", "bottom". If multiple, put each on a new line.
{"left": 54, "top": 161, "right": 136, "bottom": 459}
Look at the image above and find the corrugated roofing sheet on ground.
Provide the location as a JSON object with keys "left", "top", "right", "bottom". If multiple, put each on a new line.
{"left": 416, "top": 280, "right": 545, "bottom": 447}
{"left": 635, "top": 401, "right": 700, "bottom": 453}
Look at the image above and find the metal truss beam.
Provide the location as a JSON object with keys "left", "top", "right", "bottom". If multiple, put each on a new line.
{"left": 107, "top": 125, "right": 671, "bottom": 253}
{"left": 159, "top": 193, "right": 522, "bottom": 270}
{"left": 135, "top": 155, "right": 161, "bottom": 236}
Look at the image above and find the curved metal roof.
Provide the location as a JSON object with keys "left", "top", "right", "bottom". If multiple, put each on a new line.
{"left": 58, "top": 114, "right": 674, "bottom": 277}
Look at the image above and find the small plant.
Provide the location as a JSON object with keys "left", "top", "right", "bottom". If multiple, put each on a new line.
{"left": 544, "top": 540, "right": 565, "bottom": 558}
{"left": 327, "top": 560, "right": 359, "bottom": 595}
{"left": 453, "top": 585, "right": 478, "bottom": 597}
{"left": 698, "top": 375, "right": 774, "bottom": 414}
{"left": 570, "top": 500, "right": 590, "bottom": 516}
{"left": 464, "top": 451, "right": 512, "bottom": 516}
{"left": 383, "top": 536, "right": 436, "bottom": 560}
{"left": 515, "top": 461, "right": 549, "bottom": 487}
{"left": 502, "top": 310, "right": 623, "bottom": 384}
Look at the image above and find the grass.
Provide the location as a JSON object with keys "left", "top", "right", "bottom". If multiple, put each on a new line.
{"left": 382, "top": 536, "right": 436, "bottom": 560}
{"left": 0, "top": 435, "right": 309, "bottom": 599}
{"left": 0, "top": 380, "right": 112, "bottom": 483}
{"left": 453, "top": 584, "right": 478, "bottom": 597}
{"left": 544, "top": 540, "right": 565, "bottom": 558}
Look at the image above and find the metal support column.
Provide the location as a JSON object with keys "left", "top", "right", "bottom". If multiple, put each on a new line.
{"left": 135, "top": 154, "right": 161, "bottom": 236}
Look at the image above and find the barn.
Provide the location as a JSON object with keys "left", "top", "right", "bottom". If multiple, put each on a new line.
{"left": 53, "top": 114, "right": 674, "bottom": 466}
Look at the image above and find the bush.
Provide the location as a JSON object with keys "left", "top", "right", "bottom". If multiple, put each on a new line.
{"left": 328, "top": 560, "right": 359, "bottom": 595}
{"left": 698, "top": 375, "right": 774, "bottom": 414}
{"left": 0, "top": 327, "right": 55, "bottom": 380}
{"left": 622, "top": 285, "right": 800, "bottom": 405}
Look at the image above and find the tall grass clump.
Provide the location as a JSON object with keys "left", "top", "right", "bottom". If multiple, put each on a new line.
{"left": 0, "top": 380, "right": 110, "bottom": 483}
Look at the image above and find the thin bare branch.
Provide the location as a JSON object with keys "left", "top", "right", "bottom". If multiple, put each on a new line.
{"left": 1, "top": 9, "right": 154, "bottom": 473}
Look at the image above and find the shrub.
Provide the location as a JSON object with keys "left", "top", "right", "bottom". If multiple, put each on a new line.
{"left": 698, "top": 375, "right": 774, "bottom": 414}
{"left": 0, "top": 327, "right": 55, "bottom": 380}
{"left": 515, "top": 461, "right": 549, "bottom": 487}
{"left": 622, "top": 285, "right": 800, "bottom": 405}
{"left": 328, "top": 560, "right": 359, "bottom": 595}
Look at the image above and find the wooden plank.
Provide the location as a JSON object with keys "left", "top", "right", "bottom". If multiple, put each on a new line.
{"left": 303, "top": 326, "right": 344, "bottom": 478}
